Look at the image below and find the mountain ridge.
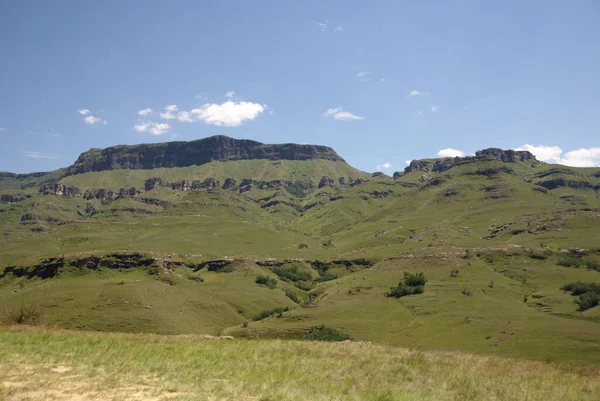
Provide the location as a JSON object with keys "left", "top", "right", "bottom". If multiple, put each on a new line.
{"left": 65, "top": 135, "right": 345, "bottom": 176}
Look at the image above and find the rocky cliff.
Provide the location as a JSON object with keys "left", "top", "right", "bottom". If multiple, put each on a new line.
{"left": 65, "top": 135, "right": 344, "bottom": 176}
{"left": 402, "top": 148, "right": 537, "bottom": 174}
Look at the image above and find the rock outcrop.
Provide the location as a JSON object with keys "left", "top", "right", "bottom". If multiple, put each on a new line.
{"left": 144, "top": 177, "right": 170, "bottom": 191}
{"left": 0, "top": 193, "right": 31, "bottom": 203}
{"left": 39, "top": 183, "right": 82, "bottom": 197}
{"left": 404, "top": 148, "right": 537, "bottom": 174}
{"left": 83, "top": 187, "right": 140, "bottom": 200}
{"left": 318, "top": 176, "right": 334, "bottom": 188}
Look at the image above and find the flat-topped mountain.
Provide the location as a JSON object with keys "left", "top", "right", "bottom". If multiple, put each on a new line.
{"left": 65, "top": 135, "right": 344, "bottom": 176}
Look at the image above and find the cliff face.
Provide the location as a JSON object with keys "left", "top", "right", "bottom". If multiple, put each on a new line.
{"left": 403, "top": 148, "right": 537, "bottom": 174}
{"left": 65, "top": 135, "right": 344, "bottom": 176}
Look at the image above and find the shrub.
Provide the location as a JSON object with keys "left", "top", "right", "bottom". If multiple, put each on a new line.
{"left": 305, "top": 325, "right": 352, "bottom": 342}
{"left": 529, "top": 251, "right": 548, "bottom": 260}
{"left": 242, "top": 321, "right": 248, "bottom": 328}
{"left": 317, "top": 270, "right": 338, "bottom": 282}
{"left": 272, "top": 264, "right": 312, "bottom": 282}
{"left": 385, "top": 272, "right": 427, "bottom": 299}
{"left": 4, "top": 303, "right": 43, "bottom": 325}
{"left": 488, "top": 281, "right": 494, "bottom": 288}
{"left": 403, "top": 272, "right": 427, "bottom": 287}
{"left": 285, "top": 288, "right": 301, "bottom": 304}
{"left": 461, "top": 288, "right": 472, "bottom": 296}
{"left": 557, "top": 255, "right": 597, "bottom": 269}
{"left": 449, "top": 269, "right": 460, "bottom": 278}
{"left": 294, "top": 280, "right": 314, "bottom": 291}
{"left": 252, "top": 306, "right": 289, "bottom": 321}
{"left": 255, "top": 275, "right": 277, "bottom": 289}
{"left": 576, "top": 292, "right": 599, "bottom": 311}
{"left": 560, "top": 281, "right": 600, "bottom": 296}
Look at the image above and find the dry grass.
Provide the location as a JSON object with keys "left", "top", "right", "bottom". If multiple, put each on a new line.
{"left": 0, "top": 326, "right": 599, "bottom": 401}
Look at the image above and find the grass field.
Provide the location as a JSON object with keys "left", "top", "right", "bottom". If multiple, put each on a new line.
{"left": 1, "top": 326, "right": 598, "bottom": 401}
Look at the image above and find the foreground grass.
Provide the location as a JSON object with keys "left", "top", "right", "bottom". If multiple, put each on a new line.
{"left": 0, "top": 327, "right": 598, "bottom": 401}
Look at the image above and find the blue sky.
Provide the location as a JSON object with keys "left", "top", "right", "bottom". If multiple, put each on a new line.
{"left": 1, "top": 0, "right": 599, "bottom": 173}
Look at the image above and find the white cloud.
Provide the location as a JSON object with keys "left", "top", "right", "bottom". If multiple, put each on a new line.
{"left": 413, "top": 110, "right": 424, "bottom": 117}
{"left": 137, "top": 108, "right": 153, "bottom": 117}
{"left": 160, "top": 104, "right": 178, "bottom": 120}
{"left": 133, "top": 121, "right": 170, "bottom": 136}
{"left": 405, "top": 160, "right": 412, "bottom": 165}
{"left": 409, "top": 90, "right": 423, "bottom": 97}
{"left": 356, "top": 71, "right": 368, "bottom": 79}
{"left": 437, "top": 148, "right": 465, "bottom": 158}
{"left": 79, "top": 109, "right": 106, "bottom": 125}
{"left": 376, "top": 162, "right": 392, "bottom": 171}
{"left": 317, "top": 20, "right": 342, "bottom": 33}
{"left": 561, "top": 148, "right": 600, "bottom": 167}
{"left": 324, "top": 107, "right": 364, "bottom": 121}
{"left": 516, "top": 145, "right": 563, "bottom": 163}
{"left": 431, "top": 105, "right": 440, "bottom": 112}
{"left": 0, "top": 127, "right": 6, "bottom": 131}
{"left": 24, "top": 151, "right": 59, "bottom": 159}
{"left": 516, "top": 144, "right": 600, "bottom": 167}
{"left": 190, "top": 101, "right": 265, "bottom": 126}
{"left": 380, "top": 78, "right": 385, "bottom": 83}
{"left": 152, "top": 97, "right": 266, "bottom": 127}
{"left": 177, "top": 111, "right": 193, "bottom": 122}
{"left": 84, "top": 115, "right": 107, "bottom": 125}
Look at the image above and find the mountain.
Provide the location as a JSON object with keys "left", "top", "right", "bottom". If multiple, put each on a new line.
{"left": 1, "top": 136, "right": 599, "bottom": 363}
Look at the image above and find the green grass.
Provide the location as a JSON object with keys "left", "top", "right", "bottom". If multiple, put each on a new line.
{"left": 0, "top": 326, "right": 598, "bottom": 401}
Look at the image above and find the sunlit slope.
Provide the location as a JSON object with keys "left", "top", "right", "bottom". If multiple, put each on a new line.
{"left": 59, "top": 159, "right": 370, "bottom": 191}
{"left": 330, "top": 159, "right": 600, "bottom": 255}
{"left": 227, "top": 249, "right": 600, "bottom": 362}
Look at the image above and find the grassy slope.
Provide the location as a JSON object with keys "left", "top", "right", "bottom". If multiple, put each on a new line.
{"left": 229, "top": 250, "right": 600, "bottom": 362}
{"left": 58, "top": 159, "right": 371, "bottom": 191}
{"left": 1, "top": 327, "right": 598, "bottom": 401}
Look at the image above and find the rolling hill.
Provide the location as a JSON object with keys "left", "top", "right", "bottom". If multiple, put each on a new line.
{"left": 1, "top": 135, "right": 599, "bottom": 364}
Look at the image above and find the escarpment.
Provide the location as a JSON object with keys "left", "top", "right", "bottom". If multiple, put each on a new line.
{"left": 65, "top": 135, "right": 344, "bottom": 176}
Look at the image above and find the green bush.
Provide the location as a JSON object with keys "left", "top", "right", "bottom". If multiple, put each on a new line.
{"left": 529, "top": 251, "right": 548, "bottom": 260}
{"left": 285, "top": 288, "right": 301, "bottom": 304}
{"left": 576, "top": 292, "right": 599, "bottom": 311}
{"left": 385, "top": 272, "right": 427, "bottom": 299}
{"left": 272, "top": 264, "right": 312, "bottom": 282}
{"left": 305, "top": 325, "right": 352, "bottom": 342}
{"left": 4, "top": 303, "right": 43, "bottom": 325}
{"left": 403, "top": 272, "right": 427, "bottom": 287}
{"left": 294, "top": 280, "right": 314, "bottom": 291}
{"left": 560, "top": 281, "right": 600, "bottom": 296}
{"left": 317, "top": 270, "right": 338, "bottom": 282}
{"left": 461, "top": 288, "right": 472, "bottom": 296}
{"left": 557, "top": 255, "right": 599, "bottom": 270}
{"left": 255, "top": 275, "right": 277, "bottom": 289}
{"left": 252, "top": 306, "right": 289, "bottom": 321}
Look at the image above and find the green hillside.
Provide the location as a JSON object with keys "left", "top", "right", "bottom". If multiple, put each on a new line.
{"left": 1, "top": 138, "right": 599, "bottom": 364}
